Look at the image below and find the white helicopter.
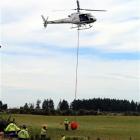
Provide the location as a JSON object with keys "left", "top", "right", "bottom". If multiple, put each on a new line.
{"left": 41, "top": 0, "right": 106, "bottom": 30}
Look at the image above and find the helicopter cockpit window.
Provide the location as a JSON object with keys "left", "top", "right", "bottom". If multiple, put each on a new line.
{"left": 79, "top": 14, "right": 89, "bottom": 22}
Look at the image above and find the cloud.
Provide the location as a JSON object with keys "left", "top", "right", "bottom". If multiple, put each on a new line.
{"left": 1, "top": 51, "right": 139, "bottom": 106}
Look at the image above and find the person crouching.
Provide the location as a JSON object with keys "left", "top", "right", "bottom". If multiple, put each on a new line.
{"left": 18, "top": 125, "right": 29, "bottom": 140}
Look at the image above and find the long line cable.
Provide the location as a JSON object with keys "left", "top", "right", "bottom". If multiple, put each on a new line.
{"left": 74, "top": 27, "right": 80, "bottom": 101}
{"left": 73, "top": 26, "right": 80, "bottom": 123}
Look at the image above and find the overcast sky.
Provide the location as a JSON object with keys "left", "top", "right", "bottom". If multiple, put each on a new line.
{"left": 0, "top": 0, "right": 140, "bottom": 108}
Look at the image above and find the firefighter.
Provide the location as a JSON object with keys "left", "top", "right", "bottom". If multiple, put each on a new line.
{"left": 40, "top": 125, "right": 47, "bottom": 140}
{"left": 64, "top": 118, "right": 70, "bottom": 131}
{"left": 18, "top": 125, "right": 29, "bottom": 140}
{"left": 61, "top": 135, "right": 66, "bottom": 140}
{"left": 0, "top": 119, "right": 5, "bottom": 140}
{"left": 5, "top": 121, "right": 20, "bottom": 140}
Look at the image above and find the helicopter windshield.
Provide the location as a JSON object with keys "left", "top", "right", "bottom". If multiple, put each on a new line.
{"left": 79, "top": 14, "right": 89, "bottom": 22}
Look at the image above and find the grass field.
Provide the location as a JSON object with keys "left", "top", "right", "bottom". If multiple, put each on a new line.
{"left": 10, "top": 114, "right": 140, "bottom": 140}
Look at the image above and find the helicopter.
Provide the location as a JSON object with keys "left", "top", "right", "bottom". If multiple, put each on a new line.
{"left": 41, "top": 0, "right": 106, "bottom": 30}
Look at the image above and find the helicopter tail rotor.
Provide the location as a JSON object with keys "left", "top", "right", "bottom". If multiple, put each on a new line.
{"left": 41, "top": 15, "right": 48, "bottom": 28}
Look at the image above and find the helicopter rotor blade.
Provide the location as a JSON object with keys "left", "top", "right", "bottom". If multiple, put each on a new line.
{"left": 52, "top": 9, "right": 71, "bottom": 12}
{"left": 75, "top": 0, "right": 81, "bottom": 13}
{"left": 72, "top": 8, "right": 106, "bottom": 12}
{"left": 77, "top": 0, "right": 80, "bottom": 10}
{"left": 80, "top": 9, "right": 106, "bottom": 12}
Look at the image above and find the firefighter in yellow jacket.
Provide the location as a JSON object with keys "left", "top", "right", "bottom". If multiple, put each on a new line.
{"left": 40, "top": 125, "right": 47, "bottom": 140}
{"left": 64, "top": 118, "right": 70, "bottom": 131}
{"left": 5, "top": 121, "right": 20, "bottom": 139}
{"left": 61, "top": 135, "right": 66, "bottom": 140}
{"left": 18, "top": 125, "right": 29, "bottom": 140}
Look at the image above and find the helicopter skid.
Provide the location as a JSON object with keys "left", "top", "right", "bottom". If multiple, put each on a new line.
{"left": 71, "top": 24, "right": 93, "bottom": 30}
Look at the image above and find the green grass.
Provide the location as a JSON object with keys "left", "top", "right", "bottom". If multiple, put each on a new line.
{"left": 10, "top": 114, "right": 140, "bottom": 140}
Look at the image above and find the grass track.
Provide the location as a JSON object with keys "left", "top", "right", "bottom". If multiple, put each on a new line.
{"left": 11, "top": 114, "right": 140, "bottom": 140}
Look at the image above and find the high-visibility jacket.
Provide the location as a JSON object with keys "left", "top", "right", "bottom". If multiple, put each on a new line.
{"left": 5, "top": 123, "right": 20, "bottom": 132}
{"left": 40, "top": 128, "right": 47, "bottom": 135}
{"left": 61, "top": 136, "right": 66, "bottom": 140}
{"left": 64, "top": 120, "right": 69, "bottom": 125}
{"left": 18, "top": 129, "right": 29, "bottom": 139}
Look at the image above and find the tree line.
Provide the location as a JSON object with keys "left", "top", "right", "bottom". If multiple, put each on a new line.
{"left": 0, "top": 101, "right": 8, "bottom": 111}
{"left": 1, "top": 98, "right": 140, "bottom": 115}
